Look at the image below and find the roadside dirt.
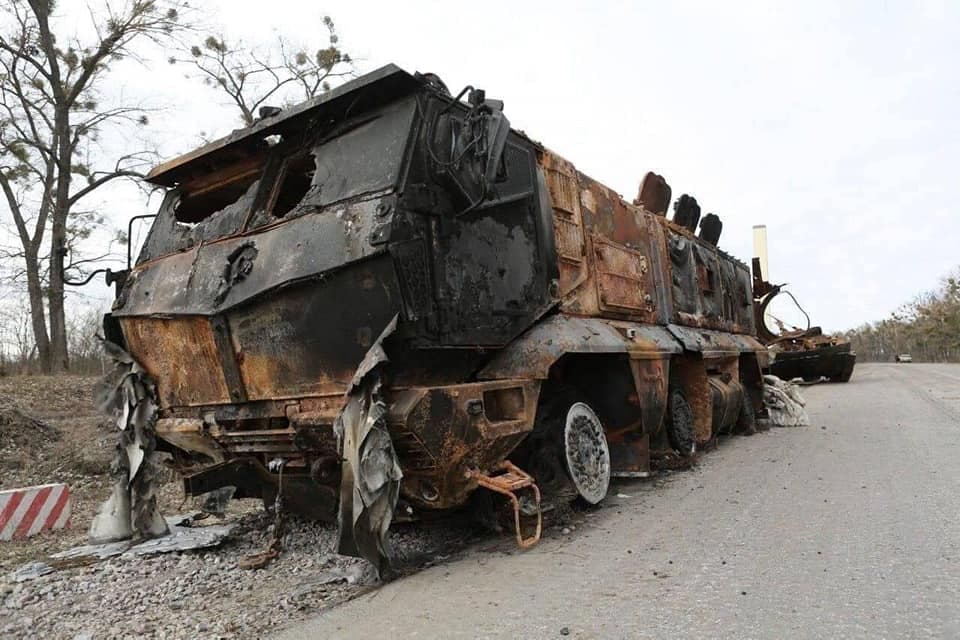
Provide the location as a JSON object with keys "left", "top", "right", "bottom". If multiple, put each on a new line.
{"left": 0, "top": 375, "right": 127, "bottom": 571}
{"left": 0, "top": 374, "right": 521, "bottom": 638}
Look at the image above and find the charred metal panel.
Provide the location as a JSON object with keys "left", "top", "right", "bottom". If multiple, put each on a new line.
{"left": 671, "top": 356, "right": 713, "bottom": 444}
{"left": 389, "top": 237, "right": 434, "bottom": 324}
{"left": 433, "top": 140, "right": 554, "bottom": 346}
{"left": 692, "top": 242, "right": 723, "bottom": 321}
{"left": 661, "top": 221, "right": 753, "bottom": 334}
{"left": 665, "top": 228, "right": 700, "bottom": 320}
{"left": 227, "top": 256, "right": 402, "bottom": 401}
{"left": 545, "top": 162, "right": 666, "bottom": 324}
{"left": 146, "top": 64, "right": 421, "bottom": 187}
{"left": 116, "top": 198, "right": 391, "bottom": 317}
{"left": 120, "top": 316, "right": 231, "bottom": 408}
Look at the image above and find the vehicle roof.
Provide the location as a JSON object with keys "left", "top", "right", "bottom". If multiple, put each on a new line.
{"left": 145, "top": 64, "right": 423, "bottom": 188}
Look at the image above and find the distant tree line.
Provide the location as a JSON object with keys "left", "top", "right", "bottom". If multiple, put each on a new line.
{"left": 841, "top": 266, "right": 960, "bottom": 363}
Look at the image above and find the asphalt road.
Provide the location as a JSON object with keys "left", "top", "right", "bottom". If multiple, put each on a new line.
{"left": 277, "top": 363, "right": 960, "bottom": 640}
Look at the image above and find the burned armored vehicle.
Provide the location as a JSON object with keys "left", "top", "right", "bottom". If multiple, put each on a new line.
{"left": 106, "top": 64, "right": 768, "bottom": 561}
{"left": 751, "top": 260, "right": 856, "bottom": 383}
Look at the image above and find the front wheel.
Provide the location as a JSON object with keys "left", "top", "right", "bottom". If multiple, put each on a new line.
{"left": 563, "top": 402, "right": 611, "bottom": 505}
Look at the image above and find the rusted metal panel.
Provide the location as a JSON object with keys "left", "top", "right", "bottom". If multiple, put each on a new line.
{"left": 672, "top": 356, "right": 713, "bottom": 444}
{"left": 634, "top": 171, "right": 671, "bottom": 216}
{"left": 478, "top": 315, "right": 680, "bottom": 381}
{"left": 386, "top": 380, "right": 541, "bottom": 510}
{"left": 540, "top": 151, "right": 589, "bottom": 300}
{"left": 629, "top": 357, "right": 670, "bottom": 436}
{"left": 120, "top": 316, "right": 230, "bottom": 408}
{"left": 593, "top": 234, "right": 657, "bottom": 321}
{"left": 666, "top": 324, "right": 764, "bottom": 359}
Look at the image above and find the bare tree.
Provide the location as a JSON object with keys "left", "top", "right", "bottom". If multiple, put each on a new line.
{"left": 0, "top": 294, "right": 38, "bottom": 373}
{"left": 173, "top": 15, "right": 353, "bottom": 126}
{"left": 0, "top": 0, "right": 188, "bottom": 372}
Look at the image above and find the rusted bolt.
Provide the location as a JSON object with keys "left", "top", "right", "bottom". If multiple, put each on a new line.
{"left": 375, "top": 203, "right": 392, "bottom": 218}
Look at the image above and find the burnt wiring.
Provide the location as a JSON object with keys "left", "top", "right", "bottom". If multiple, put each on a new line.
{"left": 238, "top": 459, "right": 287, "bottom": 570}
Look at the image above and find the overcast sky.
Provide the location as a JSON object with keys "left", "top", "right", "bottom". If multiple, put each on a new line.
{"left": 9, "top": 0, "right": 959, "bottom": 331}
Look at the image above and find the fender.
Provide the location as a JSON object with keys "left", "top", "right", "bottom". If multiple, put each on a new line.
{"left": 478, "top": 314, "right": 680, "bottom": 381}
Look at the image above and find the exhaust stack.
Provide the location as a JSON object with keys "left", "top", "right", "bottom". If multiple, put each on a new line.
{"left": 752, "top": 224, "right": 769, "bottom": 281}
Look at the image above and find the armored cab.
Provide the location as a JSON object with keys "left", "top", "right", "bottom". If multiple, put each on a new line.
{"left": 108, "top": 65, "right": 767, "bottom": 555}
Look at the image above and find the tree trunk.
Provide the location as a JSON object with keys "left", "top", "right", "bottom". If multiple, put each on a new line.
{"left": 24, "top": 246, "right": 52, "bottom": 371}
{"left": 48, "top": 217, "right": 69, "bottom": 373}
{"left": 47, "top": 110, "right": 72, "bottom": 373}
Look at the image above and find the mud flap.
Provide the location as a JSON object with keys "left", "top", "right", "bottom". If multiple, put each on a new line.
{"left": 335, "top": 316, "right": 403, "bottom": 578}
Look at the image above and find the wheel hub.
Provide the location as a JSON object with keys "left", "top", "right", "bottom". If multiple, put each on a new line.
{"left": 563, "top": 402, "right": 611, "bottom": 504}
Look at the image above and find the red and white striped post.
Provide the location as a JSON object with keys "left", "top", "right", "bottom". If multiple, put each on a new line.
{"left": 0, "top": 483, "right": 71, "bottom": 541}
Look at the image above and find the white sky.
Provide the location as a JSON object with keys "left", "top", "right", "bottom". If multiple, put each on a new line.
{"left": 7, "top": 0, "right": 959, "bottom": 331}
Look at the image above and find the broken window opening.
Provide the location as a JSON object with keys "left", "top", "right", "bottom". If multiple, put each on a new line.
{"left": 270, "top": 153, "right": 317, "bottom": 218}
{"left": 174, "top": 167, "right": 262, "bottom": 224}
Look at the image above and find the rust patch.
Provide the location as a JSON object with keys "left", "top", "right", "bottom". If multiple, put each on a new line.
{"left": 120, "top": 316, "right": 230, "bottom": 408}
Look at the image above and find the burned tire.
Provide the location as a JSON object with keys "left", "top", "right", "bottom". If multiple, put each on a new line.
{"left": 521, "top": 388, "right": 610, "bottom": 505}
{"left": 563, "top": 402, "right": 611, "bottom": 505}
{"left": 667, "top": 388, "right": 696, "bottom": 457}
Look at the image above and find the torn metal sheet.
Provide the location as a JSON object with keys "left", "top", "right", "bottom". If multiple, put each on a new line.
{"left": 89, "top": 340, "right": 168, "bottom": 543}
{"left": 762, "top": 375, "right": 810, "bottom": 427}
{"left": 336, "top": 316, "right": 402, "bottom": 578}
{"left": 7, "top": 515, "right": 235, "bottom": 583}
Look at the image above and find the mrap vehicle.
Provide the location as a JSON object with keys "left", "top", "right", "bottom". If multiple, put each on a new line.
{"left": 104, "top": 64, "right": 767, "bottom": 553}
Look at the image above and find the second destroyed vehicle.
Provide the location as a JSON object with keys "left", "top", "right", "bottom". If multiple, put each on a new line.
{"left": 104, "top": 65, "right": 770, "bottom": 567}
{"left": 751, "top": 255, "right": 856, "bottom": 383}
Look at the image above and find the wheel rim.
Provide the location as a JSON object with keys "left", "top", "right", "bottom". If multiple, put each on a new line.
{"left": 563, "top": 402, "right": 610, "bottom": 504}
